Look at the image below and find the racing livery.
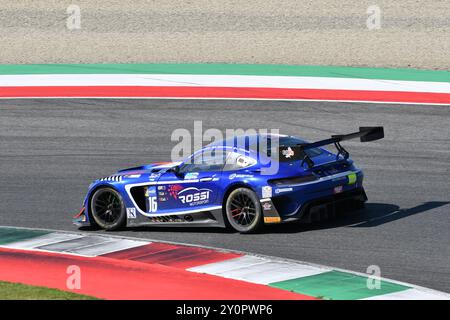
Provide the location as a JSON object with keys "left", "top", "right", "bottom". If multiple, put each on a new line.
{"left": 73, "top": 127, "right": 384, "bottom": 233}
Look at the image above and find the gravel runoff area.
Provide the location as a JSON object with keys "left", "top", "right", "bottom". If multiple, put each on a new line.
{"left": 0, "top": 0, "right": 449, "bottom": 69}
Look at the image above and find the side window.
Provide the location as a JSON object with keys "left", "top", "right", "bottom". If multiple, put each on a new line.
{"left": 180, "top": 149, "right": 227, "bottom": 173}
{"left": 223, "top": 152, "right": 256, "bottom": 171}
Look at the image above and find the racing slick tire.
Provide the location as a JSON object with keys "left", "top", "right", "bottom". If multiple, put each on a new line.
{"left": 90, "top": 187, "right": 126, "bottom": 231}
{"left": 225, "top": 188, "right": 263, "bottom": 234}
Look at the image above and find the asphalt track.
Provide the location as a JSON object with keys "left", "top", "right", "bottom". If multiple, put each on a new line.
{"left": 0, "top": 99, "right": 449, "bottom": 292}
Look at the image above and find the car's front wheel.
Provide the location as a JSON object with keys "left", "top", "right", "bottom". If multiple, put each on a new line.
{"left": 90, "top": 187, "right": 126, "bottom": 230}
{"left": 225, "top": 188, "right": 263, "bottom": 233}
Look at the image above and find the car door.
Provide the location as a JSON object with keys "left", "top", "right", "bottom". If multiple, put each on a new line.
{"left": 149, "top": 149, "right": 227, "bottom": 215}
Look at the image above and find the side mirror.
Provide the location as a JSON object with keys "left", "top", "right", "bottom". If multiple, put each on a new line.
{"left": 168, "top": 165, "right": 180, "bottom": 174}
{"left": 169, "top": 165, "right": 186, "bottom": 178}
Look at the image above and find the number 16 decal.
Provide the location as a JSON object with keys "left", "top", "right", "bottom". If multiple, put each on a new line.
{"left": 148, "top": 196, "right": 158, "bottom": 213}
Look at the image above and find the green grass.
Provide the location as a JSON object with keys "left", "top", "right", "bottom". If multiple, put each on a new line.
{"left": 0, "top": 281, "right": 99, "bottom": 300}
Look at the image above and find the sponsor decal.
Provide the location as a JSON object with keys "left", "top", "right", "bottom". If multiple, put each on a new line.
{"left": 264, "top": 216, "right": 281, "bottom": 223}
{"left": 145, "top": 186, "right": 157, "bottom": 197}
{"left": 157, "top": 185, "right": 166, "bottom": 190}
{"left": 282, "top": 147, "right": 295, "bottom": 158}
{"left": 123, "top": 174, "right": 141, "bottom": 179}
{"left": 126, "top": 208, "right": 136, "bottom": 219}
{"left": 158, "top": 197, "right": 168, "bottom": 202}
{"left": 168, "top": 184, "right": 184, "bottom": 199}
{"left": 262, "top": 202, "right": 272, "bottom": 211}
{"left": 184, "top": 172, "right": 199, "bottom": 180}
{"left": 262, "top": 186, "right": 272, "bottom": 198}
{"left": 236, "top": 156, "right": 253, "bottom": 168}
{"left": 177, "top": 187, "right": 212, "bottom": 206}
{"left": 275, "top": 187, "right": 293, "bottom": 194}
{"left": 333, "top": 185, "right": 344, "bottom": 194}
{"left": 229, "top": 173, "right": 254, "bottom": 180}
{"left": 158, "top": 191, "right": 166, "bottom": 196}
{"left": 149, "top": 172, "right": 161, "bottom": 181}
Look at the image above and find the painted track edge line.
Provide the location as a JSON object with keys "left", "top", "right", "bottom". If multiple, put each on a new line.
{"left": 0, "top": 64, "right": 449, "bottom": 83}
{"left": 0, "top": 97, "right": 449, "bottom": 106}
{"left": 1, "top": 86, "right": 449, "bottom": 104}
{"left": 0, "top": 246, "right": 308, "bottom": 300}
{"left": 0, "top": 225, "right": 448, "bottom": 299}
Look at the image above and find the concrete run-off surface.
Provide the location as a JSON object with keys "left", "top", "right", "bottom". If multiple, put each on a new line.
{"left": 0, "top": 1, "right": 449, "bottom": 69}
{"left": 1, "top": 227, "right": 448, "bottom": 299}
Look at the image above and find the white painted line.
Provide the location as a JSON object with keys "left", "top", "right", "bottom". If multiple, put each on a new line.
{"left": 1, "top": 226, "right": 449, "bottom": 299}
{"left": 0, "top": 233, "right": 85, "bottom": 250}
{"left": 35, "top": 235, "right": 112, "bottom": 252}
{"left": 1, "top": 96, "right": 449, "bottom": 106}
{"left": 189, "top": 255, "right": 268, "bottom": 273}
{"left": 67, "top": 239, "right": 149, "bottom": 256}
{"left": 0, "top": 232, "right": 149, "bottom": 257}
{"left": 189, "top": 255, "right": 330, "bottom": 284}
{"left": 363, "top": 288, "right": 450, "bottom": 300}
{"left": 0, "top": 74, "right": 449, "bottom": 93}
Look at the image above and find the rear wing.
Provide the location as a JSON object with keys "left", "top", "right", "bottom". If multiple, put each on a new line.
{"left": 279, "top": 127, "right": 384, "bottom": 168}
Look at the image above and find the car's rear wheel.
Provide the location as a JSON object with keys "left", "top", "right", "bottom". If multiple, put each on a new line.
{"left": 90, "top": 187, "right": 126, "bottom": 230}
{"left": 225, "top": 188, "right": 262, "bottom": 233}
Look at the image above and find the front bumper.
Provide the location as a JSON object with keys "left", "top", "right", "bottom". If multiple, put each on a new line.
{"left": 72, "top": 207, "right": 91, "bottom": 227}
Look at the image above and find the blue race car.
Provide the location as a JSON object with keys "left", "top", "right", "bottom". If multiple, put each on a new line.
{"left": 73, "top": 127, "right": 384, "bottom": 233}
